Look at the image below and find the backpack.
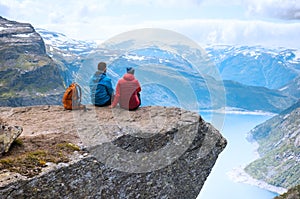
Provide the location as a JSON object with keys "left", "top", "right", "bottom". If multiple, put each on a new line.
{"left": 62, "top": 83, "right": 86, "bottom": 110}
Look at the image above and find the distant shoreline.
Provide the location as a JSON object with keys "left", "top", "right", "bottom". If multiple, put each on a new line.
{"left": 200, "top": 107, "right": 277, "bottom": 116}
{"left": 227, "top": 165, "right": 287, "bottom": 195}
{"left": 204, "top": 108, "right": 286, "bottom": 195}
{"left": 226, "top": 140, "right": 287, "bottom": 195}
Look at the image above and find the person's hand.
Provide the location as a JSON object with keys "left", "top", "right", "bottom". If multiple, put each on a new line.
{"left": 109, "top": 105, "right": 113, "bottom": 109}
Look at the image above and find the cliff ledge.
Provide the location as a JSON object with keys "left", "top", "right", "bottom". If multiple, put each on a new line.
{"left": 0, "top": 105, "right": 226, "bottom": 199}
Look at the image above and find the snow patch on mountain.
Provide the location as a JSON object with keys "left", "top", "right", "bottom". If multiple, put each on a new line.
{"left": 36, "top": 28, "right": 97, "bottom": 55}
{"left": 14, "top": 33, "right": 35, "bottom": 38}
{"left": 123, "top": 54, "right": 145, "bottom": 61}
{"left": 205, "top": 45, "right": 300, "bottom": 89}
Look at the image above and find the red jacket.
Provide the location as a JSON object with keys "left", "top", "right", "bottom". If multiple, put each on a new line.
{"left": 111, "top": 73, "right": 141, "bottom": 109}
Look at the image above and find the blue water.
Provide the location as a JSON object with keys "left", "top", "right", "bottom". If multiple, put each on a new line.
{"left": 197, "top": 113, "right": 278, "bottom": 199}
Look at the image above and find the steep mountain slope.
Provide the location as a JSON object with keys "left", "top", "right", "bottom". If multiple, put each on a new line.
{"left": 245, "top": 101, "right": 300, "bottom": 189}
{"left": 280, "top": 76, "right": 300, "bottom": 98}
{"left": 223, "top": 80, "right": 294, "bottom": 113}
{"left": 36, "top": 28, "right": 97, "bottom": 86}
{"left": 206, "top": 45, "right": 300, "bottom": 89}
{"left": 275, "top": 184, "right": 300, "bottom": 199}
{"left": 0, "top": 16, "right": 65, "bottom": 106}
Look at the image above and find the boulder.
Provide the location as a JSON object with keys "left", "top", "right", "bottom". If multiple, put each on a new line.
{"left": 0, "top": 121, "right": 23, "bottom": 156}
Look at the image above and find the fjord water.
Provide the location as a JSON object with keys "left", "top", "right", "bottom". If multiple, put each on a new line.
{"left": 197, "top": 112, "right": 278, "bottom": 199}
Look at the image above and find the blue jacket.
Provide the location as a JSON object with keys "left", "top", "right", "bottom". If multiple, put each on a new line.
{"left": 89, "top": 71, "right": 114, "bottom": 106}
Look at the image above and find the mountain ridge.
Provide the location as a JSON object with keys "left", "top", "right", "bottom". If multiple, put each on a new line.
{"left": 0, "top": 16, "right": 65, "bottom": 107}
{"left": 36, "top": 29, "right": 297, "bottom": 113}
{"left": 206, "top": 45, "right": 300, "bottom": 89}
{"left": 245, "top": 100, "right": 300, "bottom": 189}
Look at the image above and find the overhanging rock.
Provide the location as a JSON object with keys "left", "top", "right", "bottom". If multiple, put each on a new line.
{"left": 0, "top": 105, "right": 227, "bottom": 198}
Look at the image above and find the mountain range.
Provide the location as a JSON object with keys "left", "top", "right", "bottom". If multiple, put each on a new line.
{"left": 2, "top": 16, "right": 298, "bottom": 112}
{"left": 1, "top": 16, "right": 300, "bottom": 195}
{"left": 35, "top": 29, "right": 299, "bottom": 113}
{"left": 206, "top": 45, "right": 300, "bottom": 89}
{"left": 1, "top": 17, "right": 298, "bottom": 112}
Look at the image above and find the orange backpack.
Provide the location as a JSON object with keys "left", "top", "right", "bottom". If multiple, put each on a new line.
{"left": 62, "top": 83, "right": 86, "bottom": 110}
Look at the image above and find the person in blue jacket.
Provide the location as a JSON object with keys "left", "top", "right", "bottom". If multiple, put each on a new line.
{"left": 89, "top": 62, "right": 114, "bottom": 106}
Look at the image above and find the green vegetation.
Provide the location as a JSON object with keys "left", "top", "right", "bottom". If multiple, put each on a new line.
{"left": 0, "top": 91, "right": 17, "bottom": 98}
{"left": 0, "top": 54, "right": 49, "bottom": 71}
{"left": 245, "top": 148, "right": 300, "bottom": 188}
{"left": 0, "top": 54, "right": 64, "bottom": 102}
{"left": 56, "top": 142, "right": 81, "bottom": 152}
{"left": 246, "top": 105, "right": 300, "bottom": 189}
{"left": 0, "top": 141, "right": 81, "bottom": 178}
{"left": 12, "top": 138, "right": 24, "bottom": 146}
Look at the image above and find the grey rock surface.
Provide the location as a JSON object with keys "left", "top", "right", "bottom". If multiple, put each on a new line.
{"left": 0, "top": 105, "right": 227, "bottom": 198}
{"left": 0, "top": 16, "right": 45, "bottom": 58}
{"left": 0, "top": 122, "right": 23, "bottom": 156}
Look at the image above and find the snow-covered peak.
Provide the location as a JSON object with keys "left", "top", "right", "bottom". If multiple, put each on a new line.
{"left": 205, "top": 45, "right": 300, "bottom": 89}
{"left": 36, "top": 28, "right": 97, "bottom": 55}
{"left": 206, "top": 45, "right": 300, "bottom": 61}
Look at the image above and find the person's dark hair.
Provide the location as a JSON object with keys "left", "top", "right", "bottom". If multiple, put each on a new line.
{"left": 98, "top": 62, "right": 107, "bottom": 71}
{"left": 126, "top": 67, "right": 135, "bottom": 74}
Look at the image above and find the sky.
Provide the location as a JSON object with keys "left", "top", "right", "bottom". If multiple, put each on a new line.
{"left": 1, "top": 0, "right": 300, "bottom": 48}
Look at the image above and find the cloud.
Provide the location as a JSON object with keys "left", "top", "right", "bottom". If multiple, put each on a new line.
{"left": 201, "top": 0, "right": 300, "bottom": 20}
{"left": 1, "top": 0, "right": 299, "bottom": 48}
{"left": 137, "top": 19, "right": 300, "bottom": 48}
{"left": 245, "top": 0, "right": 300, "bottom": 20}
{"left": 1, "top": 0, "right": 109, "bottom": 24}
{"left": 118, "top": 0, "right": 203, "bottom": 7}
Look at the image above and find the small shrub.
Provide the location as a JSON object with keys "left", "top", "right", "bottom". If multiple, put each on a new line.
{"left": 0, "top": 142, "right": 81, "bottom": 177}
{"left": 12, "top": 138, "right": 24, "bottom": 146}
{"left": 56, "top": 142, "right": 80, "bottom": 151}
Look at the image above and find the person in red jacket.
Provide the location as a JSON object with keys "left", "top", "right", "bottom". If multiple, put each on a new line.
{"left": 110, "top": 67, "right": 141, "bottom": 110}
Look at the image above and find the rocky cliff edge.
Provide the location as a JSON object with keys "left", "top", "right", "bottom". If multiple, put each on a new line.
{"left": 0, "top": 105, "right": 226, "bottom": 199}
